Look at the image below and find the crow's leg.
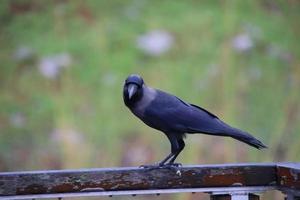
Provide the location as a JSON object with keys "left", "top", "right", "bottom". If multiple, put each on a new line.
{"left": 158, "top": 152, "right": 175, "bottom": 166}
{"left": 140, "top": 133, "right": 181, "bottom": 170}
{"left": 167, "top": 138, "right": 185, "bottom": 166}
{"left": 159, "top": 133, "right": 180, "bottom": 166}
{"left": 160, "top": 137, "right": 184, "bottom": 175}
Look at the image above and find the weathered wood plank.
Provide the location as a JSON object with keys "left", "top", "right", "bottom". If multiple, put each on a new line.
{"left": 0, "top": 163, "right": 277, "bottom": 197}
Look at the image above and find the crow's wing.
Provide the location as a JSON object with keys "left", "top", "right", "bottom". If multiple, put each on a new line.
{"left": 143, "top": 90, "right": 267, "bottom": 149}
{"left": 143, "top": 90, "right": 229, "bottom": 134}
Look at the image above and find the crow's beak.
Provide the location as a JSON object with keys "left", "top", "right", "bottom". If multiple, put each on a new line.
{"left": 128, "top": 84, "right": 138, "bottom": 100}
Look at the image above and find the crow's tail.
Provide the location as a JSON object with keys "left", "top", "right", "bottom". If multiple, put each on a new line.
{"left": 227, "top": 128, "right": 267, "bottom": 149}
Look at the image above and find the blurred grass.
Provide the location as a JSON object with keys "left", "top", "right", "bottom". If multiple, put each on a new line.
{"left": 0, "top": 0, "right": 299, "bottom": 199}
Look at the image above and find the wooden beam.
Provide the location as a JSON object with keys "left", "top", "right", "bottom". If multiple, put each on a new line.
{"left": 0, "top": 163, "right": 277, "bottom": 198}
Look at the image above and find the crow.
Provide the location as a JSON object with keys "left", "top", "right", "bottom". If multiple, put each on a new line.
{"left": 123, "top": 74, "right": 267, "bottom": 167}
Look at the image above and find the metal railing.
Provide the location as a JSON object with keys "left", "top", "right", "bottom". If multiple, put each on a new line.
{"left": 0, "top": 162, "right": 299, "bottom": 200}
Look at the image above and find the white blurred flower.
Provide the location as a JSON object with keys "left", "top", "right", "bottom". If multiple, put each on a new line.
{"left": 38, "top": 53, "right": 72, "bottom": 79}
{"left": 137, "top": 30, "right": 174, "bottom": 56}
{"left": 39, "top": 57, "right": 60, "bottom": 79}
{"left": 232, "top": 33, "right": 253, "bottom": 52}
{"left": 10, "top": 113, "right": 26, "bottom": 128}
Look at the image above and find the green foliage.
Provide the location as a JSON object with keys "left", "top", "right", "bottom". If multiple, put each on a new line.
{"left": 0, "top": 0, "right": 299, "bottom": 176}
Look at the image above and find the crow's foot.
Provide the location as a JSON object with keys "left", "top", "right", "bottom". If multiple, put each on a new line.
{"left": 139, "top": 163, "right": 182, "bottom": 175}
{"left": 166, "top": 162, "right": 182, "bottom": 167}
{"left": 139, "top": 163, "right": 164, "bottom": 170}
{"left": 164, "top": 163, "right": 182, "bottom": 176}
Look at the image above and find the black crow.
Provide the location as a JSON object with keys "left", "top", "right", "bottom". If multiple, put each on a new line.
{"left": 123, "top": 74, "right": 267, "bottom": 167}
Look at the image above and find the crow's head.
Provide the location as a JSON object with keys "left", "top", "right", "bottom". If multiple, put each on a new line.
{"left": 123, "top": 74, "right": 144, "bottom": 106}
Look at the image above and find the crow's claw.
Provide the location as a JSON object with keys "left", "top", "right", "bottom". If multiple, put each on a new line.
{"left": 160, "top": 163, "right": 182, "bottom": 175}
{"left": 139, "top": 164, "right": 163, "bottom": 170}
{"left": 166, "top": 162, "right": 182, "bottom": 167}
{"left": 139, "top": 163, "right": 182, "bottom": 175}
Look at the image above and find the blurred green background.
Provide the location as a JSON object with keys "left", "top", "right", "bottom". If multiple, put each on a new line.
{"left": 0, "top": 0, "right": 299, "bottom": 199}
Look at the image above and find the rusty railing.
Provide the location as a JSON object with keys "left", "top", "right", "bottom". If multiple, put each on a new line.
{"left": 0, "top": 162, "right": 299, "bottom": 200}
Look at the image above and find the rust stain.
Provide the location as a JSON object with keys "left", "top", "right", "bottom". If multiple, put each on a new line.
{"left": 51, "top": 183, "right": 79, "bottom": 193}
{"left": 17, "top": 184, "right": 47, "bottom": 195}
{"left": 277, "top": 166, "right": 300, "bottom": 189}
